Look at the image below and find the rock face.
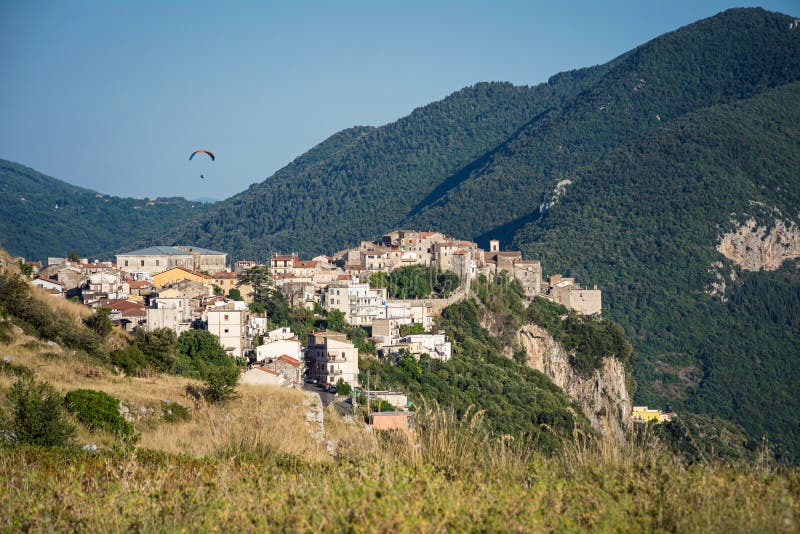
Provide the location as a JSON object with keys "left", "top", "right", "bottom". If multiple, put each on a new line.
{"left": 517, "top": 324, "right": 632, "bottom": 442}
{"left": 717, "top": 218, "right": 800, "bottom": 271}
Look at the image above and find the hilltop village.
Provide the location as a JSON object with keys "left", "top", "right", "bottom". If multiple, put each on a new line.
{"left": 19, "top": 230, "right": 604, "bottom": 402}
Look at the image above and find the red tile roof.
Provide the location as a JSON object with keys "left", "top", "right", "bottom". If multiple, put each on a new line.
{"left": 277, "top": 355, "right": 301, "bottom": 367}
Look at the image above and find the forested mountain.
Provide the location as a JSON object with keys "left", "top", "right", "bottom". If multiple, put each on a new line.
{"left": 0, "top": 160, "right": 209, "bottom": 261}
{"left": 516, "top": 80, "right": 800, "bottom": 460}
{"left": 164, "top": 8, "right": 800, "bottom": 259}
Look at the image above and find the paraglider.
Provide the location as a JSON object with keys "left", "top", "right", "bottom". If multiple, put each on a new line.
{"left": 189, "top": 149, "right": 215, "bottom": 161}
{"left": 190, "top": 150, "right": 214, "bottom": 179}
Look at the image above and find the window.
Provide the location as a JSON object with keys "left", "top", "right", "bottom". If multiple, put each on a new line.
{"left": 224, "top": 328, "right": 229, "bottom": 333}
{"left": 224, "top": 314, "right": 229, "bottom": 320}
{"left": 140, "top": 260, "right": 145, "bottom": 266}
{"left": 124, "top": 260, "right": 129, "bottom": 267}
{"left": 156, "top": 260, "right": 160, "bottom": 266}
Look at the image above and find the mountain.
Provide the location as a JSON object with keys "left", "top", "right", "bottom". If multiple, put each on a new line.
{"left": 164, "top": 8, "right": 800, "bottom": 261}
{"left": 159, "top": 8, "right": 800, "bottom": 457}
{"left": 515, "top": 81, "right": 800, "bottom": 460}
{"left": 0, "top": 160, "right": 211, "bottom": 261}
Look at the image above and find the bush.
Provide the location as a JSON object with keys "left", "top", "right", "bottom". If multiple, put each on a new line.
{"left": 84, "top": 307, "right": 113, "bottom": 338}
{"left": 65, "top": 389, "right": 135, "bottom": 437}
{"left": 6, "top": 378, "right": 75, "bottom": 447}
{"left": 203, "top": 364, "right": 240, "bottom": 403}
{"left": 109, "top": 345, "right": 149, "bottom": 375}
{"left": 162, "top": 401, "right": 191, "bottom": 423}
{"left": 335, "top": 378, "right": 352, "bottom": 396}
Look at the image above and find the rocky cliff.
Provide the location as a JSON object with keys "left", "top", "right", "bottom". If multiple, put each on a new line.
{"left": 717, "top": 217, "right": 800, "bottom": 271}
{"left": 517, "top": 324, "right": 632, "bottom": 442}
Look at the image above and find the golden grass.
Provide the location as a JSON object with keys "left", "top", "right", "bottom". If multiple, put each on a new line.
{"left": 139, "top": 385, "right": 329, "bottom": 462}
{"left": 29, "top": 286, "right": 93, "bottom": 320}
{"left": 0, "top": 332, "right": 329, "bottom": 462}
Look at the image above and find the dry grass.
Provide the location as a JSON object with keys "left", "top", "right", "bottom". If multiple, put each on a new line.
{"left": 29, "top": 286, "right": 92, "bottom": 320}
{"left": 140, "top": 385, "right": 329, "bottom": 462}
{"left": 0, "top": 332, "right": 328, "bottom": 463}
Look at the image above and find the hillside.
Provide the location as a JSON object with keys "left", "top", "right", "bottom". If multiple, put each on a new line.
{"left": 514, "top": 81, "right": 800, "bottom": 460}
{"left": 0, "top": 159, "right": 210, "bottom": 261}
{"left": 2, "top": 252, "right": 799, "bottom": 531}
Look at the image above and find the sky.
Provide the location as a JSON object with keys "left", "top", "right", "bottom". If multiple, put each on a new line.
{"left": 1, "top": 1, "right": 797, "bottom": 201}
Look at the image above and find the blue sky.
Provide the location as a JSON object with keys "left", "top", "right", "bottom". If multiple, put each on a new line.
{"left": 1, "top": 1, "right": 797, "bottom": 201}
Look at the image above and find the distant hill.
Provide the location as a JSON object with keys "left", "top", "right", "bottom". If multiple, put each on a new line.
{"left": 0, "top": 160, "right": 211, "bottom": 261}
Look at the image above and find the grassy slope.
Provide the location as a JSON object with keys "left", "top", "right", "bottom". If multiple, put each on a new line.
{"left": 0, "top": 261, "right": 798, "bottom": 531}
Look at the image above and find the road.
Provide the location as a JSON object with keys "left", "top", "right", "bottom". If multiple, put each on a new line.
{"left": 302, "top": 382, "right": 353, "bottom": 415}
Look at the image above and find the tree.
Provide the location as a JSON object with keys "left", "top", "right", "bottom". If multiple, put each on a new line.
{"left": 202, "top": 364, "right": 240, "bottom": 403}
{"left": 67, "top": 250, "right": 81, "bottom": 263}
{"left": 17, "top": 261, "right": 33, "bottom": 279}
{"left": 369, "top": 271, "right": 389, "bottom": 289}
{"left": 228, "top": 288, "right": 242, "bottom": 301}
{"left": 84, "top": 307, "right": 113, "bottom": 338}
{"left": 134, "top": 328, "right": 178, "bottom": 372}
{"left": 237, "top": 265, "right": 272, "bottom": 304}
{"left": 6, "top": 378, "right": 75, "bottom": 447}
{"left": 326, "top": 309, "right": 347, "bottom": 333}
{"left": 335, "top": 378, "right": 352, "bottom": 396}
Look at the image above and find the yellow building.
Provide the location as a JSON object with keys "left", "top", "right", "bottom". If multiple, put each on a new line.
{"left": 152, "top": 266, "right": 212, "bottom": 289}
{"left": 632, "top": 406, "right": 672, "bottom": 423}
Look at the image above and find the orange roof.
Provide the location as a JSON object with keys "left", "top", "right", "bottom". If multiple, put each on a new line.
{"left": 170, "top": 266, "right": 212, "bottom": 279}
{"left": 256, "top": 367, "right": 281, "bottom": 376}
{"left": 128, "top": 280, "right": 153, "bottom": 289}
{"left": 277, "top": 355, "right": 301, "bottom": 367}
{"left": 296, "top": 260, "right": 318, "bottom": 268}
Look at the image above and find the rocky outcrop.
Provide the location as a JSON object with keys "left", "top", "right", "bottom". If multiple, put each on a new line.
{"left": 517, "top": 324, "right": 632, "bottom": 442}
{"left": 717, "top": 218, "right": 800, "bottom": 271}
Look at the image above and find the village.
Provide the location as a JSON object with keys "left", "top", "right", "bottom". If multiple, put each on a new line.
{"left": 20, "top": 229, "right": 616, "bottom": 427}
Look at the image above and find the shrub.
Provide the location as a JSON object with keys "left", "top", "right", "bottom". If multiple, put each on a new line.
{"left": 335, "top": 378, "right": 352, "bottom": 396}
{"left": 162, "top": 401, "right": 191, "bottom": 423}
{"left": 6, "top": 378, "right": 75, "bottom": 447}
{"left": 65, "top": 389, "right": 135, "bottom": 437}
{"left": 203, "top": 364, "right": 240, "bottom": 403}
{"left": 83, "top": 307, "right": 113, "bottom": 338}
{"left": 109, "top": 345, "right": 149, "bottom": 375}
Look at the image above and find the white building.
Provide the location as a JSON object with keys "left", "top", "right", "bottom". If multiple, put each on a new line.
{"left": 255, "top": 338, "right": 303, "bottom": 363}
{"left": 306, "top": 331, "right": 359, "bottom": 387}
{"left": 324, "top": 279, "right": 387, "bottom": 327}
{"left": 206, "top": 307, "right": 249, "bottom": 357}
{"left": 403, "top": 334, "right": 452, "bottom": 362}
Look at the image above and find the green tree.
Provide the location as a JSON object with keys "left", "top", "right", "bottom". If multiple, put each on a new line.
{"left": 335, "top": 378, "right": 352, "bottom": 396}
{"left": 67, "top": 250, "right": 81, "bottom": 263}
{"left": 134, "top": 328, "right": 178, "bottom": 372}
{"left": 228, "top": 288, "right": 242, "bottom": 301}
{"left": 237, "top": 265, "right": 272, "bottom": 304}
{"left": 17, "top": 261, "right": 33, "bottom": 279}
{"left": 369, "top": 271, "right": 389, "bottom": 289}
{"left": 6, "top": 378, "right": 75, "bottom": 447}
{"left": 326, "top": 309, "right": 347, "bottom": 333}
{"left": 84, "top": 307, "right": 113, "bottom": 338}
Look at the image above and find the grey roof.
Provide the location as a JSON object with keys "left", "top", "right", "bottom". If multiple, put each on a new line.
{"left": 117, "top": 245, "right": 226, "bottom": 257}
{"left": 116, "top": 246, "right": 191, "bottom": 257}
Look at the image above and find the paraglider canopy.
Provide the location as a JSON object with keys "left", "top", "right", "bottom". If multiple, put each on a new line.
{"left": 189, "top": 149, "right": 215, "bottom": 161}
